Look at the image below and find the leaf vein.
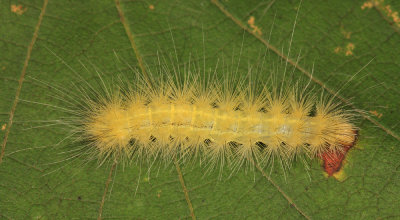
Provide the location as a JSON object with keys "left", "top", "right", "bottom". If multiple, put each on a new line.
{"left": 0, "top": 0, "right": 49, "bottom": 164}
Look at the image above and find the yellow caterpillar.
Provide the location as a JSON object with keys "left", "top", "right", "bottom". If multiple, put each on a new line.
{"left": 78, "top": 73, "right": 357, "bottom": 169}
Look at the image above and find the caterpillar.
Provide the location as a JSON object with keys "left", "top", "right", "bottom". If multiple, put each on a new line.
{"left": 48, "top": 56, "right": 358, "bottom": 173}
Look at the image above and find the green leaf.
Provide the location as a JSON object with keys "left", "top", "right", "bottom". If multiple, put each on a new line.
{"left": 1, "top": 0, "right": 400, "bottom": 219}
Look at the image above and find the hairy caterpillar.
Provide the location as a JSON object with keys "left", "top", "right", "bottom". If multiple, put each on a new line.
{"left": 35, "top": 50, "right": 358, "bottom": 175}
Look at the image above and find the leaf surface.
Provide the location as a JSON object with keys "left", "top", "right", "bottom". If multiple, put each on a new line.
{"left": 1, "top": 0, "right": 400, "bottom": 219}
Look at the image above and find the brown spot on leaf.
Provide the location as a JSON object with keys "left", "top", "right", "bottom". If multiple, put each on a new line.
{"left": 345, "top": 43, "right": 355, "bottom": 56}
{"left": 361, "top": 1, "right": 374, "bottom": 10}
{"left": 149, "top": 4, "right": 155, "bottom": 10}
{"left": 247, "top": 16, "right": 262, "bottom": 36}
{"left": 334, "top": 43, "right": 355, "bottom": 56}
{"left": 157, "top": 189, "right": 162, "bottom": 198}
{"left": 11, "top": 4, "right": 27, "bottom": 15}
{"left": 362, "top": 0, "right": 400, "bottom": 27}
{"left": 369, "top": 110, "right": 383, "bottom": 118}
{"left": 334, "top": 47, "right": 342, "bottom": 54}
{"left": 1, "top": 124, "right": 6, "bottom": 131}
